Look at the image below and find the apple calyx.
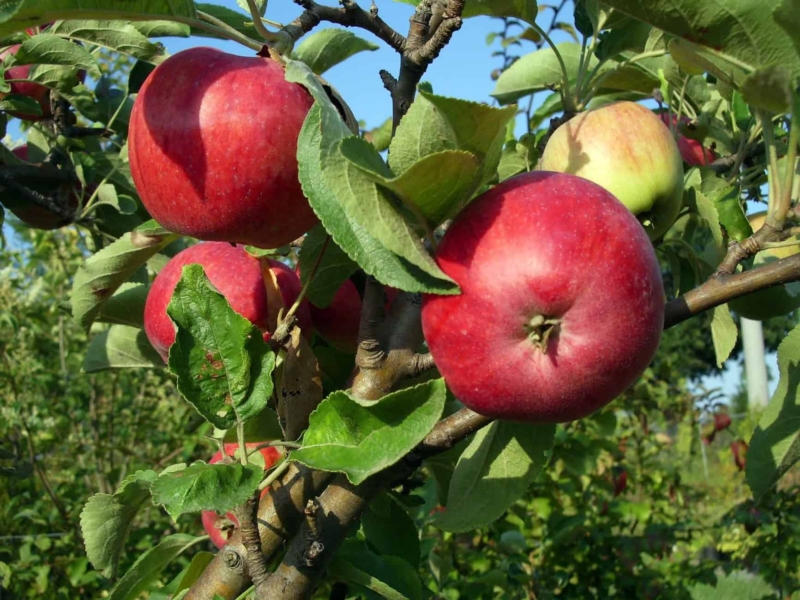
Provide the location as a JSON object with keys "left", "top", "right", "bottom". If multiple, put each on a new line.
{"left": 524, "top": 314, "right": 561, "bottom": 353}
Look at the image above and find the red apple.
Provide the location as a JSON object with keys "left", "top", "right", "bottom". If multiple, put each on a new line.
{"left": 300, "top": 271, "right": 362, "bottom": 353}
{"left": 201, "top": 442, "right": 282, "bottom": 549}
{"left": 421, "top": 172, "right": 664, "bottom": 423}
{"left": 144, "top": 242, "right": 310, "bottom": 361}
{"left": 128, "top": 47, "right": 317, "bottom": 249}
{"left": 713, "top": 412, "right": 732, "bottom": 432}
{"left": 3, "top": 145, "right": 79, "bottom": 229}
{"left": 541, "top": 101, "right": 684, "bottom": 240}
{"left": 658, "top": 113, "right": 716, "bottom": 167}
{"left": 613, "top": 468, "right": 627, "bottom": 497}
{"left": 1, "top": 45, "right": 52, "bottom": 120}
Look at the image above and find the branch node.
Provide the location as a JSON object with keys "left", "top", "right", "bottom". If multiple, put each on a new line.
{"left": 379, "top": 69, "right": 398, "bottom": 93}
{"left": 221, "top": 546, "right": 246, "bottom": 573}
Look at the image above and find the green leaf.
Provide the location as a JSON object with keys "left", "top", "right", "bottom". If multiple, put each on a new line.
{"left": 286, "top": 59, "right": 458, "bottom": 295}
{"left": 13, "top": 33, "right": 99, "bottom": 76}
{"left": 298, "top": 224, "right": 357, "bottom": 309}
{"left": 172, "top": 552, "right": 214, "bottom": 596}
{"left": 435, "top": 421, "right": 554, "bottom": 533}
{"left": 601, "top": 0, "right": 800, "bottom": 79}
{"left": 108, "top": 534, "right": 202, "bottom": 600}
{"left": 70, "top": 220, "right": 179, "bottom": 331}
{"left": 741, "top": 65, "right": 793, "bottom": 113}
{"left": 83, "top": 324, "right": 163, "bottom": 372}
{"left": 129, "top": 20, "right": 190, "bottom": 38}
{"left": 710, "top": 304, "right": 737, "bottom": 368}
{"left": 774, "top": 0, "right": 800, "bottom": 60}
{"left": 341, "top": 139, "right": 481, "bottom": 227}
{"left": 150, "top": 462, "right": 262, "bottom": 521}
{"left": 191, "top": 4, "right": 250, "bottom": 39}
{"left": 81, "top": 471, "right": 157, "bottom": 578}
{"left": 48, "top": 20, "right": 168, "bottom": 65}
{"left": 689, "top": 569, "right": 777, "bottom": 600}
{"left": 703, "top": 176, "right": 750, "bottom": 242}
{"left": 329, "top": 539, "right": 423, "bottom": 600}
{"left": 492, "top": 42, "right": 587, "bottom": 104}
{"left": 293, "top": 28, "right": 378, "bottom": 75}
{"left": 460, "top": 0, "right": 538, "bottom": 26}
{"left": 0, "top": 1, "right": 196, "bottom": 38}
{"left": 290, "top": 379, "right": 447, "bottom": 485}
{"left": 595, "top": 20, "right": 652, "bottom": 61}
{"left": 365, "top": 117, "right": 392, "bottom": 152}
{"left": 389, "top": 90, "right": 516, "bottom": 193}
{"left": 167, "top": 264, "right": 276, "bottom": 430}
{"left": 0, "top": 94, "right": 41, "bottom": 115}
{"left": 498, "top": 136, "right": 537, "bottom": 182}
{"left": 362, "top": 493, "right": 421, "bottom": 567}
{"left": 747, "top": 324, "right": 800, "bottom": 500}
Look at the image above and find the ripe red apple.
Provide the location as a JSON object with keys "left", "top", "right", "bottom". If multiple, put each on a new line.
{"left": 201, "top": 442, "right": 282, "bottom": 549}
{"left": 303, "top": 274, "right": 362, "bottom": 353}
{"left": 421, "top": 172, "right": 664, "bottom": 423}
{"left": 128, "top": 47, "right": 317, "bottom": 249}
{"left": 658, "top": 113, "right": 716, "bottom": 167}
{"left": 1, "top": 45, "right": 52, "bottom": 120}
{"left": 144, "top": 242, "right": 310, "bottom": 361}
{"left": 713, "top": 412, "right": 732, "bottom": 432}
{"left": 3, "top": 145, "right": 79, "bottom": 229}
{"left": 612, "top": 468, "right": 628, "bottom": 497}
{"left": 541, "top": 101, "right": 684, "bottom": 240}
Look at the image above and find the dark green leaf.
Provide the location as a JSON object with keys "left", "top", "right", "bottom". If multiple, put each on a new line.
{"left": 290, "top": 379, "right": 447, "bottom": 485}
{"left": 48, "top": 20, "right": 167, "bottom": 64}
{"left": 435, "top": 421, "right": 555, "bottom": 533}
{"left": 167, "top": 264, "right": 276, "bottom": 430}
{"left": 13, "top": 33, "right": 99, "bottom": 76}
{"left": 0, "top": 94, "right": 41, "bottom": 115}
{"left": 329, "top": 539, "right": 423, "bottom": 600}
{"left": 71, "top": 220, "right": 179, "bottom": 330}
{"left": 83, "top": 324, "right": 163, "bottom": 372}
{"left": 293, "top": 29, "right": 378, "bottom": 75}
{"left": 81, "top": 471, "right": 157, "bottom": 578}
{"left": 747, "top": 324, "right": 800, "bottom": 499}
{"left": 108, "top": 534, "right": 202, "bottom": 600}
{"left": 362, "top": 493, "right": 421, "bottom": 566}
{"left": 741, "top": 65, "right": 793, "bottom": 113}
{"left": 298, "top": 224, "right": 358, "bottom": 309}
{"left": 151, "top": 462, "right": 262, "bottom": 520}
{"left": 94, "top": 282, "right": 149, "bottom": 328}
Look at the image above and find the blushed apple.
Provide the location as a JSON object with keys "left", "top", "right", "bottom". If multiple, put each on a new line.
{"left": 144, "top": 242, "right": 310, "bottom": 361}
{"left": 128, "top": 47, "right": 317, "bottom": 249}
{"left": 658, "top": 112, "right": 716, "bottom": 166}
{"left": 302, "top": 273, "right": 362, "bottom": 354}
{"left": 421, "top": 172, "right": 665, "bottom": 423}
{"left": 201, "top": 442, "right": 282, "bottom": 549}
{"left": 1, "top": 45, "right": 52, "bottom": 121}
{"left": 541, "top": 101, "right": 684, "bottom": 240}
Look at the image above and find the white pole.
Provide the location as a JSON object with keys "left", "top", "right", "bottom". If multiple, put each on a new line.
{"left": 741, "top": 317, "right": 770, "bottom": 407}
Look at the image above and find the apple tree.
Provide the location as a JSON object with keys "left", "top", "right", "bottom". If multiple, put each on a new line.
{"left": 1, "top": 0, "right": 799, "bottom": 598}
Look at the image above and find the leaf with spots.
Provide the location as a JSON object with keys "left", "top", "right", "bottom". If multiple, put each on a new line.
{"left": 167, "top": 264, "right": 276, "bottom": 430}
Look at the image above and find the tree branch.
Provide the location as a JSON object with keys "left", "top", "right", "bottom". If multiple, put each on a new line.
{"left": 274, "top": 0, "right": 407, "bottom": 54}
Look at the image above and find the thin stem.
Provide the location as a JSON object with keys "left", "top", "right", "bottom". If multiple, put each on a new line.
{"left": 760, "top": 110, "right": 785, "bottom": 229}
{"left": 257, "top": 459, "right": 292, "bottom": 492}
{"left": 530, "top": 21, "right": 572, "bottom": 111}
{"left": 285, "top": 237, "right": 329, "bottom": 321}
{"left": 186, "top": 13, "right": 264, "bottom": 51}
{"left": 246, "top": 0, "right": 279, "bottom": 42}
{"left": 248, "top": 441, "right": 303, "bottom": 456}
{"left": 781, "top": 109, "right": 799, "bottom": 213}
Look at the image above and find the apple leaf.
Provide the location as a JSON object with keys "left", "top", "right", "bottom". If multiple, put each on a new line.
{"left": 298, "top": 224, "right": 358, "bottom": 309}
{"left": 0, "top": 94, "right": 41, "bottom": 115}
{"left": 48, "top": 20, "right": 168, "bottom": 65}
{"left": 0, "top": 1, "right": 196, "bottom": 38}
{"left": 710, "top": 304, "right": 738, "bottom": 368}
{"left": 293, "top": 28, "right": 379, "bottom": 75}
{"left": 328, "top": 539, "right": 424, "bottom": 600}
{"left": 595, "top": 19, "right": 652, "bottom": 61}
{"left": 747, "top": 324, "right": 800, "bottom": 500}
{"left": 290, "top": 379, "right": 446, "bottom": 485}
{"left": 128, "top": 20, "right": 190, "bottom": 38}
{"left": 71, "top": 220, "right": 179, "bottom": 331}
{"left": 601, "top": 0, "right": 800, "bottom": 79}
{"left": 81, "top": 470, "right": 157, "bottom": 578}
{"left": 107, "top": 534, "right": 203, "bottom": 600}
{"left": 286, "top": 59, "right": 458, "bottom": 295}
{"left": 389, "top": 90, "right": 516, "bottom": 193}
{"left": 741, "top": 65, "right": 793, "bottom": 114}
{"left": 435, "top": 421, "right": 555, "bottom": 533}
{"left": 340, "top": 139, "right": 481, "bottom": 227}
{"left": 684, "top": 173, "right": 724, "bottom": 251}
{"left": 170, "top": 552, "right": 215, "bottom": 597}
{"left": 83, "top": 324, "right": 163, "bottom": 373}
{"left": 150, "top": 462, "right": 262, "bottom": 521}
{"left": 774, "top": 0, "right": 800, "bottom": 59}
{"left": 361, "top": 493, "right": 421, "bottom": 567}
{"left": 13, "top": 33, "right": 100, "bottom": 76}
{"left": 166, "top": 264, "right": 276, "bottom": 430}
{"left": 365, "top": 117, "right": 393, "bottom": 152}
{"left": 688, "top": 570, "right": 776, "bottom": 600}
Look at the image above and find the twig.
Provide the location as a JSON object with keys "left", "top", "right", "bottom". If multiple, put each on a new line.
{"left": 236, "top": 494, "right": 270, "bottom": 595}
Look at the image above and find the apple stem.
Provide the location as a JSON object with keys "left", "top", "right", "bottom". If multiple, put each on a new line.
{"left": 524, "top": 314, "right": 560, "bottom": 353}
